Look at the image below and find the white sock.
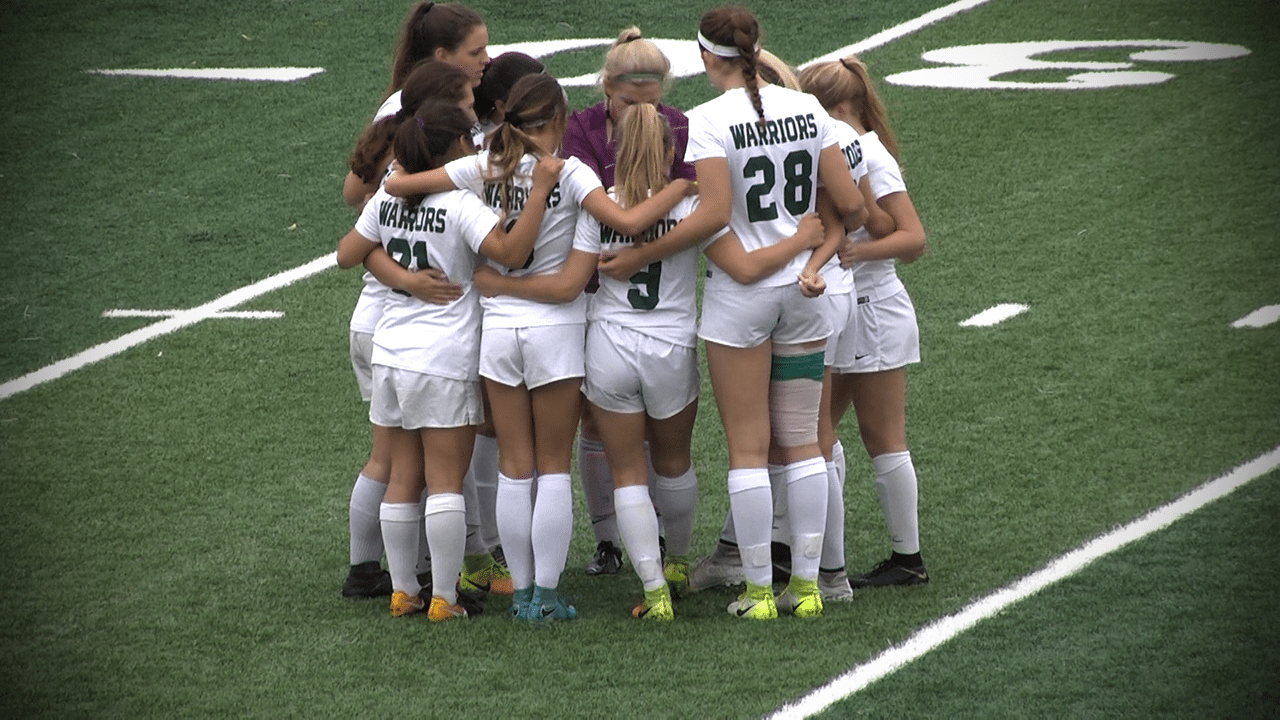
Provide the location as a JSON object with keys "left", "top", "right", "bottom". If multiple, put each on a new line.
{"left": 424, "top": 493, "right": 466, "bottom": 605}
{"left": 820, "top": 457, "right": 846, "bottom": 571}
{"left": 727, "top": 468, "right": 773, "bottom": 587}
{"left": 463, "top": 462, "right": 484, "bottom": 553}
{"left": 873, "top": 451, "right": 921, "bottom": 555}
{"left": 472, "top": 434, "right": 501, "bottom": 551}
{"left": 769, "top": 463, "right": 790, "bottom": 544}
{"left": 614, "top": 485, "right": 664, "bottom": 590}
{"left": 532, "top": 473, "right": 574, "bottom": 589}
{"left": 349, "top": 474, "right": 387, "bottom": 565}
{"left": 784, "top": 457, "right": 828, "bottom": 581}
{"left": 379, "top": 502, "right": 422, "bottom": 596}
{"left": 578, "top": 435, "right": 617, "bottom": 544}
{"left": 651, "top": 468, "right": 697, "bottom": 557}
{"left": 496, "top": 473, "right": 535, "bottom": 590}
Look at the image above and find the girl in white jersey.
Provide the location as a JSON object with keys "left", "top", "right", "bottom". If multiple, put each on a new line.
{"left": 600, "top": 5, "right": 868, "bottom": 620}
{"left": 335, "top": 103, "right": 562, "bottom": 620}
{"left": 338, "top": 59, "right": 480, "bottom": 601}
{"left": 800, "top": 57, "right": 929, "bottom": 592}
{"left": 384, "top": 73, "right": 692, "bottom": 622}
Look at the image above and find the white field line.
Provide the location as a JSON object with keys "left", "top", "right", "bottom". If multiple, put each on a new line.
{"left": 800, "top": 0, "right": 995, "bottom": 67}
{"left": 88, "top": 68, "right": 325, "bottom": 82}
{"left": 769, "top": 445, "right": 1280, "bottom": 720}
{"left": 1232, "top": 304, "right": 1280, "bottom": 328}
{"left": 960, "top": 303, "right": 1030, "bottom": 326}
{"left": 0, "top": 254, "right": 335, "bottom": 401}
{"left": 102, "top": 309, "right": 285, "bottom": 320}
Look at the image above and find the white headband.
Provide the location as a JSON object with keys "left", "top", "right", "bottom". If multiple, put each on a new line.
{"left": 697, "top": 31, "right": 756, "bottom": 59}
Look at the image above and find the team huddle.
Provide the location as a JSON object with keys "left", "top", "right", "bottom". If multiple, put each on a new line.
{"left": 335, "top": 1, "right": 928, "bottom": 623}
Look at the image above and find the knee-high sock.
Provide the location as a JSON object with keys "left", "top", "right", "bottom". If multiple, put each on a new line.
{"left": 614, "top": 484, "right": 664, "bottom": 590}
{"left": 872, "top": 451, "right": 921, "bottom": 555}
{"left": 416, "top": 489, "right": 431, "bottom": 575}
{"left": 462, "top": 464, "right": 488, "bottom": 555}
{"left": 727, "top": 468, "right": 773, "bottom": 587}
{"left": 379, "top": 502, "right": 422, "bottom": 596}
{"left": 424, "top": 493, "right": 466, "bottom": 605}
{"left": 349, "top": 474, "right": 387, "bottom": 565}
{"left": 577, "top": 435, "right": 617, "bottom": 544}
{"left": 651, "top": 468, "right": 697, "bottom": 557}
{"left": 784, "top": 457, "right": 828, "bottom": 581}
{"left": 496, "top": 473, "right": 535, "bottom": 589}
{"left": 820, "top": 447, "right": 846, "bottom": 571}
{"left": 532, "top": 473, "right": 574, "bottom": 589}
{"left": 471, "top": 434, "right": 501, "bottom": 551}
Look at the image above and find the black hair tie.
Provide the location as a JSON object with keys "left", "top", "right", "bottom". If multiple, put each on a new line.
{"left": 506, "top": 113, "right": 524, "bottom": 129}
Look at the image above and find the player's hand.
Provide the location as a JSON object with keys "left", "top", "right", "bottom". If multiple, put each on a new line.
{"left": 598, "top": 247, "right": 646, "bottom": 281}
{"left": 472, "top": 265, "right": 501, "bottom": 297}
{"left": 532, "top": 154, "right": 564, "bottom": 192}
{"left": 836, "top": 237, "right": 861, "bottom": 269}
{"left": 798, "top": 270, "right": 826, "bottom": 298}
{"left": 405, "top": 268, "right": 463, "bottom": 304}
{"left": 796, "top": 212, "right": 824, "bottom": 249}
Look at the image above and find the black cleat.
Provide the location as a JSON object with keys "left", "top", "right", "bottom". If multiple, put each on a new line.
{"left": 585, "top": 540, "right": 623, "bottom": 575}
{"left": 341, "top": 561, "right": 392, "bottom": 599}
{"left": 850, "top": 558, "right": 930, "bottom": 589}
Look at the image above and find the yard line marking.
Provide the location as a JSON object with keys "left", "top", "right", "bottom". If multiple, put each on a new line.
{"left": 88, "top": 68, "right": 324, "bottom": 82}
{"left": 769, "top": 446, "right": 1280, "bottom": 720}
{"left": 800, "top": 0, "right": 995, "bottom": 67}
{"left": 960, "top": 303, "right": 1029, "bottom": 326}
{"left": 1231, "top": 304, "right": 1280, "bottom": 328}
{"left": 102, "top": 309, "right": 285, "bottom": 320}
{"left": 0, "top": 254, "right": 335, "bottom": 401}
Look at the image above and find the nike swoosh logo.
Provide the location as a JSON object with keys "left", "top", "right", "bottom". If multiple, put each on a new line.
{"left": 855, "top": 354, "right": 869, "bottom": 360}
{"left": 541, "top": 605, "right": 556, "bottom": 618}
{"left": 734, "top": 604, "right": 753, "bottom": 617}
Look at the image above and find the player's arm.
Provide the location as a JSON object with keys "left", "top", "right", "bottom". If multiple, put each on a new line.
{"left": 817, "top": 143, "right": 868, "bottom": 232}
{"left": 580, "top": 178, "right": 695, "bottom": 238}
{"left": 476, "top": 155, "right": 563, "bottom": 268}
{"left": 598, "top": 156, "right": 729, "bottom": 280}
{"left": 382, "top": 162, "right": 459, "bottom": 197}
{"left": 837, "top": 190, "right": 926, "bottom": 267}
{"left": 703, "top": 213, "right": 823, "bottom": 286}
{"left": 473, "top": 250, "right": 598, "bottom": 304}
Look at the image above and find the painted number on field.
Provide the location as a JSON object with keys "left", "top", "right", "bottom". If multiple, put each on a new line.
{"left": 886, "top": 40, "right": 1250, "bottom": 90}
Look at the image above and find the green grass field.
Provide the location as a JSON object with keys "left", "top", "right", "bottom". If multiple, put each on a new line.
{"left": 2, "top": 0, "right": 1278, "bottom": 717}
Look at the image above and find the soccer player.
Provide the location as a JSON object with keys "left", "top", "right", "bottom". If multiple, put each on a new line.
{"left": 599, "top": 5, "right": 867, "bottom": 619}
{"left": 800, "top": 56, "right": 930, "bottom": 591}
{"left": 561, "top": 26, "right": 698, "bottom": 577}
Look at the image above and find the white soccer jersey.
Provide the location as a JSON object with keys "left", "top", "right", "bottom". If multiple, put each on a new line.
{"left": 445, "top": 151, "right": 602, "bottom": 328}
{"left": 819, "top": 121, "right": 870, "bottom": 296}
{"left": 685, "top": 84, "right": 839, "bottom": 290}
{"left": 354, "top": 186, "right": 500, "bottom": 380}
{"left": 848, "top": 131, "right": 908, "bottom": 296}
{"left": 579, "top": 193, "right": 712, "bottom": 348}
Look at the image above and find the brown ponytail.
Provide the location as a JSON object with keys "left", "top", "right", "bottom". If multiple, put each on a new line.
{"left": 485, "top": 73, "right": 568, "bottom": 215}
{"left": 386, "top": 2, "right": 485, "bottom": 98}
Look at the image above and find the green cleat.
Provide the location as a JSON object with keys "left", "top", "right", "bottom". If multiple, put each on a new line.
{"left": 663, "top": 555, "right": 690, "bottom": 598}
{"left": 631, "top": 584, "right": 674, "bottom": 621}
{"left": 775, "top": 578, "right": 824, "bottom": 618}
{"left": 726, "top": 582, "right": 777, "bottom": 620}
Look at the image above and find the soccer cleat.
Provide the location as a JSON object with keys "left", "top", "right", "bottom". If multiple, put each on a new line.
{"left": 631, "top": 584, "right": 674, "bottom": 621}
{"left": 456, "top": 583, "right": 487, "bottom": 617}
{"left": 663, "top": 555, "right": 690, "bottom": 599}
{"left": 427, "top": 596, "right": 469, "bottom": 622}
{"left": 389, "top": 590, "right": 426, "bottom": 617}
{"left": 585, "top": 540, "right": 623, "bottom": 575}
{"left": 491, "top": 545, "right": 507, "bottom": 569}
{"left": 687, "top": 543, "right": 746, "bottom": 592}
{"left": 461, "top": 553, "right": 514, "bottom": 596}
{"left": 530, "top": 585, "right": 578, "bottom": 622}
{"left": 726, "top": 582, "right": 778, "bottom": 620}
{"left": 509, "top": 586, "right": 534, "bottom": 621}
{"left": 850, "top": 558, "right": 930, "bottom": 589}
{"left": 818, "top": 569, "right": 854, "bottom": 602}
{"left": 775, "top": 578, "right": 824, "bottom": 618}
{"left": 341, "top": 561, "right": 392, "bottom": 599}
